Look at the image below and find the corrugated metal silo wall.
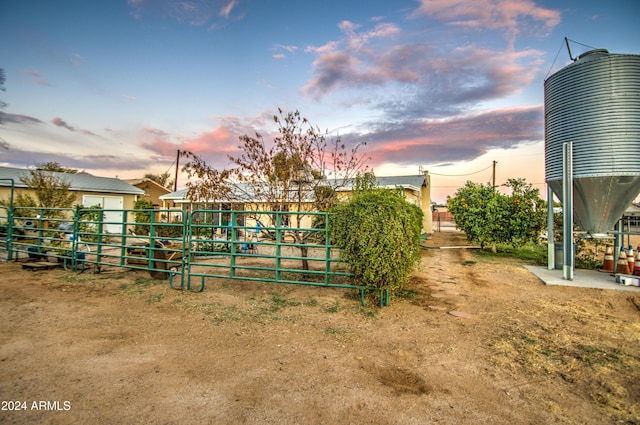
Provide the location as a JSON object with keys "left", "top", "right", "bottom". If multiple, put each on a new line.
{"left": 544, "top": 51, "right": 640, "bottom": 234}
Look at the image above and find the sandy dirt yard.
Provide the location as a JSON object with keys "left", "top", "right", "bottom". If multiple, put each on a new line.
{"left": 1, "top": 231, "right": 639, "bottom": 425}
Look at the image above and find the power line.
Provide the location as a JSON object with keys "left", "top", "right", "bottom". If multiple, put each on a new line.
{"left": 163, "top": 159, "right": 176, "bottom": 176}
{"left": 429, "top": 163, "right": 493, "bottom": 177}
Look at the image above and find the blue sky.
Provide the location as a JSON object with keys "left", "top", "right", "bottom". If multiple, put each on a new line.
{"left": 1, "top": 0, "right": 639, "bottom": 202}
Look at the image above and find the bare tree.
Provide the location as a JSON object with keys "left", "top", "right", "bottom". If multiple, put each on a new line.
{"left": 0, "top": 68, "right": 8, "bottom": 149}
{"left": 181, "top": 107, "right": 370, "bottom": 271}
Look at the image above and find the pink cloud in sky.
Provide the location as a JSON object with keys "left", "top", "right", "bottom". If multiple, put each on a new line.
{"left": 337, "top": 20, "right": 400, "bottom": 51}
{"left": 128, "top": 0, "right": 239, "bottom": 26}
{"left": 362, "top": 106, "right": 542, "bottom": 166}
{"left": 51, "top": 117, "right": 97, "bottom": 136}
{"left": 0, "top": 144, "right": 148, "bottom": 173}
{"left": 219, "top": 0, "right": 237, "bottom": 18}
{"left": 414, "top": 0, "right": 561, "bottom": 47}
{"left": 301, "top": 11, "right": 545, "bottom": 105}
{"left": 0, "top": 112, "right": 44, "bottom": 125}
{"left": 271, "top": 44, "right": 298, "bottom": 59}
{"left": 275, "top": 45, "right": 299, "bottom": 53}
{"left": 442, "top": 45, "right": 543, "bottom": 99}
{"left": 21, "top": 69, "right": 51, "bottom": 86}
{"left": 139, "top": 124, "right": 241, "bottom": 170}
{"left": 303, "top": 21, "right": 405, "bottom": 98}
{"left": 51, "top": 117, "right": 76, "bottom": 131}
{"left": 181, "top": 127, "right": 238, "bottom": 154}
{"left": 371, "top": 42, "right": 544, "bottom": 121}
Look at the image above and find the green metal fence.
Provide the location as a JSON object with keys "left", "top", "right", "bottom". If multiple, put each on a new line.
{"left": 0, "top": 206, "right": 12, "bottom": 261}
{"left": 0, "top": 207, "right": 388, "bottom": 305}
{"left": 72, "top": 207, "right": 188, "bottom": 289}
{"left": 183, "top": 210, "right": 384, "bottom": 304}
{"left": 0, "top": 179, "right": 15, "bottom": 260}
{"left": 9, "top": 206, "right": 84, "bottom": 269}
{"left": 6, "top": 206, "right": 187, "bottom": 287}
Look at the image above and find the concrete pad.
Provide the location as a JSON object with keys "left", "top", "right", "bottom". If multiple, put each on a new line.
{"left": 524, "top": 265, "right": 640, "bottom": 292}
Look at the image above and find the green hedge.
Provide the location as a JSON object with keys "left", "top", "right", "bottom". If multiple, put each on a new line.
{"left": 330, "top": 190, "right": 423, "bottom": 293}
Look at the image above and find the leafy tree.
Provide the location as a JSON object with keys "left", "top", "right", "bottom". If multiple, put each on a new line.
{"left": 144, "top": 172, "right": 174, "bottom": 190}
{"left": 352, "top": 171, "right": 378, "bottom": 195}
{"left": 0, "top": 165, "right": 79, "bottom": 218}
{"left": 447, "top": 178, "right": 546, "bottom": 250}
{"left": 181, "top": 107, "right": 369, "bottom": 270}
{"left": 13, "top": 169, "right": 77, "bottom": 218}
{"left": 36, "top": 162, "right": 78, "bottom": 174}
{"left": 330, "top": 188, "right": 423, "bottom": 296}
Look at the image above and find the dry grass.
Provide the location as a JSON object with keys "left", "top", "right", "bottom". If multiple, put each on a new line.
{"left": 488, "top": 296, "right": 640, "bottom": 421}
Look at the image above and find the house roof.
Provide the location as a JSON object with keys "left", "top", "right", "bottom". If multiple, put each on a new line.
{"left": 159, "top": 184, "right": 315, "bottom": 204}
{"left": 333, "top": 175, "right": 427, "bottom": 192}
{"left": 161, "top": 188, "right": 190, "bottom": 201}
{"left": 160, "top": 174, "right": 428, "bottom": 203}
{"left": 0, "top": 166, "right": 144, "bottom": 195}
{"left": 123, "top": 178, "right": 171, "bottom": 194}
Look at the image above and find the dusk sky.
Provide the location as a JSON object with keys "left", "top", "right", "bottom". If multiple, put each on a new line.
{"left": 1, "top": 0, "right": 639, "bottom": 203}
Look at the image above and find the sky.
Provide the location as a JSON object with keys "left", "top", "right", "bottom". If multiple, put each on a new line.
{"left": 1, "top": 0, "right": 639, "bottom": 203}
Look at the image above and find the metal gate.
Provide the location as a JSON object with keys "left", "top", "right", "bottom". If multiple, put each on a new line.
{"left": 183, "top": 210, "right": 383, "bottom": 304}
{"left": 0, "top": 207, "right": 388, "bottom": 306}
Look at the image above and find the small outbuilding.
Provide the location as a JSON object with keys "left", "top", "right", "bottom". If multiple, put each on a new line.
{"left": 123, "top": 178, "right": 171, "bottom": 208}
{"left": 0, "top": 166, "right": 144, "bottom": 233}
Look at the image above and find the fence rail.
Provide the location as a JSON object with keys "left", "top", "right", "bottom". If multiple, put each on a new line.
{"left": 0, "top": 207, "right": 389, "bottom": 306}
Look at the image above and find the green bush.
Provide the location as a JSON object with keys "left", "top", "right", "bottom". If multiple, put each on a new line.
{"left": 75, "top": 204, "right": 102, "bottom": 242}
{"left": 447, "top": 178, "right": 547, "bottom": 249}
{"left": 330, "top": 190, "right": 423, "bottom": 293}
{"left": 133, "top": 199, "right": 154, "bottom": 235}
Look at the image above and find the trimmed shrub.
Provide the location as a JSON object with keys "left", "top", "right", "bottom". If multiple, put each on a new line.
{"left": 330, "top": 190, "right": 423, "bottom": 293}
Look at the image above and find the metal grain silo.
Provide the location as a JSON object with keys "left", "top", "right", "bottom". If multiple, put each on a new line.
{"left": 544, "top": 49, "right": 640, "bottom": 237}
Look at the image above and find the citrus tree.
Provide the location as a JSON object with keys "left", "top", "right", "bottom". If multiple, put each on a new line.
{"left": 447, "top": 178, "right": 546, "bottom": 249}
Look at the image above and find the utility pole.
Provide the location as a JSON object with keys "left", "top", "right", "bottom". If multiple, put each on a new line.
{"left": 174, "top": 149, "right": 180, "bottom": 192}
{"left": 492, "top": 160, "right": 497, "bottom": 189}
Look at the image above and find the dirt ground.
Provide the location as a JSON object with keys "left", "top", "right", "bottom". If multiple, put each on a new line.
{"left": 1, "top": 231, "right": 639, "bottom": 425}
